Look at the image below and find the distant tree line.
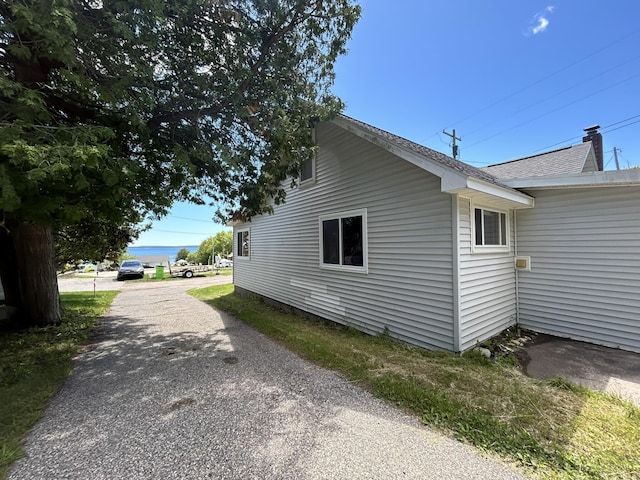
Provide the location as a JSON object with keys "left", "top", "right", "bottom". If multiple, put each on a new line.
{"left": 176, "top": 231, "right": 232, "bottom": 265}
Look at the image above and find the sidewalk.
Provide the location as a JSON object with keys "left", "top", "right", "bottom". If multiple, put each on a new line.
{"left": 9, "top": 278, "right": 526, "bottom": 479}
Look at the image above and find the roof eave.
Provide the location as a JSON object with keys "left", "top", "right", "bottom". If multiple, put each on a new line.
{"left": 444, "top": 176, "right": 535, "bottom": 208}
{"left": 332, "top": 116, "right": 452, "bottom": 179}
{"left": 333, "top": 116, "right": 534, "bottom": 208}
{"left": 504, "top": 170, "right": 640, "bottom": 190}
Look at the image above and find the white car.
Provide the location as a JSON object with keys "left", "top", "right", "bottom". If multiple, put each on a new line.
{"left": 117, "top": 260, "right": 145, "bottom": 280}
{"left": 218, "top": 259, "right": 233, "bottom": 268}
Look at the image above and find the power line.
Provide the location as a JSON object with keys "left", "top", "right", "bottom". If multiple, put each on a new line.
{"left": 151, "top": 229, "right": 214, "bottom": 235}
{"left": 529, "top": 114, "right": 640, "bottom": 154}
{"left": 462, "top": 53, "right": 640, "bottom": 139}
{"left": 465, "top": 114, "right": 640, "bottom": 166}
{"left": 168, "top": 214, "right": 216, "bottom": 224}
{"left": 464, "top": 72, "right": 640, "bottom": 151}
{"left": 602, "top": 117, "right": 640, "bottom": 134}
{"left": 443, "top": 28, "right": 640, "bottom": 131}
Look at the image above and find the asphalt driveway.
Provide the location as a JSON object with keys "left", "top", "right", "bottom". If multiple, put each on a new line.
{"left": 10, "top": 277, "right": 525, "bottom": 479}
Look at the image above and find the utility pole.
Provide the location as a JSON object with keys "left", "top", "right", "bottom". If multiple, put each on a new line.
{"left": 613, "top": 147, "right": 620, "bottom": 170}
{"left": 443, "top": 129, "right": 461, "bottom": 160}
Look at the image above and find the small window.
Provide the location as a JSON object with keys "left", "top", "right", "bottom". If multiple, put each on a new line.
{"left": 474, "top": 207, "right": 508, "bottom": 250}
{"left": 300, "top": 127, "right": 316, "bottom": 185}
{"left": 236, "top": 229, "right": 250, "bottom": 258}
{"left": 319, "top": 209, "right": 367, "bottom": 272}
{"left": 300, "top": 156, "right": 315, "bottom": 184}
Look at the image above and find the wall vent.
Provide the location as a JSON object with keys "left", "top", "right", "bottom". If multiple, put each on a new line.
{"left": 515, "top": 256, "right": 531, "bottom": 271}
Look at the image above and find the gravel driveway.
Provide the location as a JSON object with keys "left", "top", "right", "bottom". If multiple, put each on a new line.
{"left": 10, "top": 277, "right": 526, "bottom": 479}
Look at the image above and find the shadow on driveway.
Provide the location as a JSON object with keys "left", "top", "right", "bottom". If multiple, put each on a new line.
{"left": 10, "top": 280, "right": 526, "bottom": 480}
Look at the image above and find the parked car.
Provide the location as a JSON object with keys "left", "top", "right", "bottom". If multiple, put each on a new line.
{"left": 218, "top": 259, "right": 233, "bottom": 268}
{"left": 117, "top": 260, "right": 145, "bottom": 281}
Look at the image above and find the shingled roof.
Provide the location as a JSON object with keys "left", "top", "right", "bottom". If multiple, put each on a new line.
{"left": 481, "top": 142, "right": 596, "bottom": 180}
{"left": 338, "top": 114, "right": 507, "bottom": 187}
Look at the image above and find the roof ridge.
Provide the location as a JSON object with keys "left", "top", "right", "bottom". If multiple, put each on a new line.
{"left": 337, "top": 114, "right": 503, "bottom": 185}
{"left": 485, "top": 143, "right": 590, "bottom": 168}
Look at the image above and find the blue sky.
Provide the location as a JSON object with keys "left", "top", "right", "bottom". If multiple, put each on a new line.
{"left": 133, "top": 0, "right": 640, "bottom": 246}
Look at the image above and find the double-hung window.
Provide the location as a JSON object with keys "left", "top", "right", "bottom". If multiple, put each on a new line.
{"left": 236, "top": 229, "right": 250, "bottom": 259}
{"left": 473, "top": 206, "right": 508, "bottom": 252}
{"left": 319, "top": 209, "right": 367, "bottom": 273}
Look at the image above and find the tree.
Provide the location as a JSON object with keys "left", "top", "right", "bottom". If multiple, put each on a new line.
{"left": 193, "top": 237, "right": 214, "bottom": 265}
{"left": 0, "top": 0, "right": 360, "bottom": 325}
{"left": 55, "top": 216, "right": 142, "bottom": 268}
{"left": 213, "top": 230, "right": 233, "bottom": 259}
{"left": 175, "top": 248, "right": 191, "bottom": 262}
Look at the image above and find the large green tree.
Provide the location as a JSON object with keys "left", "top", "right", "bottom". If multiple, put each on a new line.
{"left": 190, "top": 230, "right": 232, "bottom": 265}
{"left": 0, "top": 0, "right": 360, "bottom": 325}
{"left": 213, "top": 230, "right": 233, "bottom": 259}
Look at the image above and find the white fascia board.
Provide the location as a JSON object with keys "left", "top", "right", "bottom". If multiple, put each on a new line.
{"left": 444, "top": 177, "right": 534, "bottom": 207}
{"left": 504, "top": 170, "right": 640, "bottom": 190}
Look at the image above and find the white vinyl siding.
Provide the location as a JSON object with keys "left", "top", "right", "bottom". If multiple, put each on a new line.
{"left": 234, "top": 121, "right": 455, "bottom": 351}
{"left": 516, "top": 187, "right": 640, "bottom": 352}
{"left": 458, "top": 197, "right": 516, "bottom": 351}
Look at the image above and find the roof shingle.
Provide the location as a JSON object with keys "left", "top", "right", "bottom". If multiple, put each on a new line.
{"left": 339, "top": 114, "right": 505, "bottom": 187}
{"left": 482, "top": 143, "right": 594, "bottom": 180}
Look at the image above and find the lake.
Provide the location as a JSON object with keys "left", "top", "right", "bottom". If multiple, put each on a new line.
{"left": 127, "top": 245, "right": 198, "bottom": 263}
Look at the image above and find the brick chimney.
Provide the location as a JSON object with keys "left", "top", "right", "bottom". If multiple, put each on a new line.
{"left": 583, "top": 125, "right": 603, "bottom": 171}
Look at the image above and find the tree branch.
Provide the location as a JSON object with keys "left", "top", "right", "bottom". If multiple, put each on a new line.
{"left": 147, "top": 3, "right": 308, "bottom": 130}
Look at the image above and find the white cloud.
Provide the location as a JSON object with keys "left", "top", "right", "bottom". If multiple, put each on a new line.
{"left": 526, "top": 6, "right": 555, "bottom": 36}
{"left": 532, "top": 17, "right": 549, "bottom": 35}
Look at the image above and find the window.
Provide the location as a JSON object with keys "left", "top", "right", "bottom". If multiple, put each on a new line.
{"left": 300, "top": 156, "right": 315, "bottom": 184}
{"left": 236, "top": 229, "right": 250, "bottom": 258}
{"left": 473, "top": 207, "right": 508, "bottom": 250}
{"left": 319, "top": 209, "right": 367, "bottom": 272}
{"left": 300, "top": 127, "right": 316, "bottom": 185}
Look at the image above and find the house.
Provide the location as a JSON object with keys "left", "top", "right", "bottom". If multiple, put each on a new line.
{"left": 231, "top": 116, "right": 640, "bottom": 353}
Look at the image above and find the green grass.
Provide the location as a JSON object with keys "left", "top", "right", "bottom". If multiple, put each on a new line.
{"left": 0, "top": 291, "right": 118, "bottom": 479}
{"left": 190, "top": 284, "right": 640, "bottom": 480}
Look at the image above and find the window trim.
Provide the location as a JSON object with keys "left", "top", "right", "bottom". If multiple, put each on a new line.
{"left": 471, "top": 204, "right": 510, "bottom": 253}
{"left": 235, "top": 228, "right": 250, "bottom": 260}
{"left": 318, "top": 208, "right": 368, "bottom": 273}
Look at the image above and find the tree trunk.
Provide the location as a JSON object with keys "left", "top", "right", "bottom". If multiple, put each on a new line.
{"left": 13, "top": 222, "right": 61, "bottom": 326}
{"left": 0, "top": 223, "right": 23, "bottom": 311}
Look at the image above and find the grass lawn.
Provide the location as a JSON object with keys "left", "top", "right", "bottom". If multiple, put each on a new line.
{"left": 0, "top": 291, "right": 118, "bottom": 479}
{"left": 190, "top": 284, "right": 640, "bottom": 480}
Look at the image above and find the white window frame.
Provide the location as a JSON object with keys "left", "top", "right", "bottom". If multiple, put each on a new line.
{"left": 471, "top": 204, "right": 509, "bottom": 253}
{"left": 318, "top": 208, "right": 368, "bottom": 274}
{"left": 235, "top": 228, "right": 250, "bottom": 260}
{"left": 299, "top": 127, "right": 317, "bottom": 186}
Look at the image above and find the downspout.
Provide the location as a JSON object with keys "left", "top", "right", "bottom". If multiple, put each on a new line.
{"left": 514, "top": 209, "right": 520, "bottom": 326}
{"left": 451, "top": 195, "right": 461, "bottom": 352}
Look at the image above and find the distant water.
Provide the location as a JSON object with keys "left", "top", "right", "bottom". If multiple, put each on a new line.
{"left": 127, "top": 245, "right": 198, "bottom": 263}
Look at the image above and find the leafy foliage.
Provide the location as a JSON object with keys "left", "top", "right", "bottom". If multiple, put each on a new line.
{"left": 189, "top": 230, "right": 232, "bottom": 264}
{"left": 0, "top": 0, "right": 360, "bottom": 323}
{"left": 175, "top": 248, "right": 191, "bottom": 262}
{"left": 0, "top": 0, "right": 361, "bottom": 227}
{"left": 213, "top": 230, "right": 233, "bottom": 258}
